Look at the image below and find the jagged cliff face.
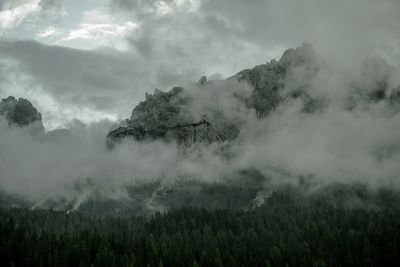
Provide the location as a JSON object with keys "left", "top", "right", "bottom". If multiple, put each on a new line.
{"left": 0, "top": 96, "right": 44, "bottom": 134}
{"left": 234, "top": 43, "right": 319, "bottom": 116}
{"left": 107, "top": 43, "right": 321, "bottom": 147}
{"left": 107, "top": 43, "right": 400, "bottom": 149}
{"left": 107, "top": 86, "right": 234, "bottom": 148}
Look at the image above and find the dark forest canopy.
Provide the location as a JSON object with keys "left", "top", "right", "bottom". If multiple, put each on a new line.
{"left": 1, "top": 185, "right": 400, "bottom": 267}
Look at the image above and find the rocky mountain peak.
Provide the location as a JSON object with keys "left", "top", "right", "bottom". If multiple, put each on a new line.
{"left": 279, "top": 42, "right": 316, "bottom": 68}
{"left": 107, "top": 86, "right": 230, "bottom": 148}
{"left": 0, "top": 96, "right": 44, "bottom": 133}
{"left": 107, "top": 44, "right": 320, "bottom": 147}
{"left": 232, "top": 43, "right": 319, "bottom": 116}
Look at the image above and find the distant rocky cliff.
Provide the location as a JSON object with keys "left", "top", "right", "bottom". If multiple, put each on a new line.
{"left": 107, "top": 43, "right": 400, "bottom": 148}
{"left": 107, "top": 43, "right": 320, "bottom": 147}
{"left": 107, "top": 86, "right": 233, "bottom": 148}
{"left": 233, "top": 42, "right": 319, "bottom": 116}
{"left": 0, "top": 96, "right": 44, "bottom": 134}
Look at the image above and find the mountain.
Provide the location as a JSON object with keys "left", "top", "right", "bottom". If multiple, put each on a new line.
{"left": 106, "top": 86, "right": 235, "bottom": 148}
{"left": 108, "top": 43, "right": 400, "bottom": 149}
{"left": 107, "top": 43, "right": 320, "bottom": 147}
{"left": 233, "top": 42, "right": 319, "bottom": 115}
{"left": 3, "top": 43, "right": 400, "bottom": 216}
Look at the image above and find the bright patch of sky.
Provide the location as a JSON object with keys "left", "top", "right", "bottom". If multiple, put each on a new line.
{"left": 0, "top": 0, "right": 137, "bottom": 50}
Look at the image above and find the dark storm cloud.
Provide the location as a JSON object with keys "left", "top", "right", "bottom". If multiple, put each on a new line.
{"left": 111, "top": 0, "right": 400, "bottom": 67}
{"left": 110, "top": 0, "right": 269, "bottom": 86}
{"left": 201, "top": 0, "right": 400, "bottom": 64}
{"left": 0, "top": 40, "right": 138, "bottom": 112}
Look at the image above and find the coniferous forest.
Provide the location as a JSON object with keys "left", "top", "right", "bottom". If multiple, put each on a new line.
{"left": 2, "top": 186, "right": 400, "bottom": 267}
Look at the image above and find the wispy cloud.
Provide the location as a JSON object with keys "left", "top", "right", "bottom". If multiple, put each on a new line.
{"left": 35, "top": 9, "right": 138, "bottom": 50}
{"left": 0, "top": 0, "right": 41, "bottom": 32}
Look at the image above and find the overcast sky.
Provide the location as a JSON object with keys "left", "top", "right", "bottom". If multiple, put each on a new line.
{"left": 1, "top": 0, "right": 400, "bottom": 129}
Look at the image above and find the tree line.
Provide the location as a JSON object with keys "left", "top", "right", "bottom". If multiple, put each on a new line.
{"left": 1, "top": 186, "right": 400, "bottom": 267}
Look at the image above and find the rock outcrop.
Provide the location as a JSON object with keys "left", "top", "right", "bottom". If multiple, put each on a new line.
{"left": 232, "top": 43, "right": 319, "bottom": 116}
{"left": 0, "top": 96, "right": 44, "bottom": 134}
{"left": 107, "top": 43, "right": 400, "bottom": 148}
{"left": 106, "top": 86, "right": 231, "bottom": 148}
{"left": 107, "top": 116, "right": 227, "bottom": 148}
{"left": 107, "top": 43, "right": 319, "bottom": 147}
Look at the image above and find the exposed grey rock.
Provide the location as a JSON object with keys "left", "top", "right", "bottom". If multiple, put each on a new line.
{"left": 106, "top": 82, "right": 234, "bottom": 148}
{"left": 108, "top": 43, "right": 400, "bottom": 149}
{"left": 232, "top": 43, "right": 319, "bottom": 116}
{"left": 279, "top": 42, "right": 316, "bottom": 68}
{"left": 0, "top": 96, "right": 44, "bottom": 134}
{"left": 198, "top": 75, "right": 207, "bottom": 85}
{"left": 107, "top": 44, "right": 320, "bottom": 147}
{"left": 129, "top": 87, "right": 189, "bottom": 129}
{"left": 107, "top": 114, "right": 228, "bottom": 148}
{"left": 107, "top": 125, "right": 146, "bottom": 148}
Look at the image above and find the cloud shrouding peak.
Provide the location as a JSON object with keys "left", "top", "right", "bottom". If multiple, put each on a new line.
{"left": 112, "top": 0, "right": 400, "bottom": 52}
{"left": 1, "top": 0, "right": 400, "bottom": 129}
{"left": 2, "top": 43, "right": 400, "bottom": 204}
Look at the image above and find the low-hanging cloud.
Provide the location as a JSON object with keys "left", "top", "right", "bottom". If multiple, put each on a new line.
{"left": 2, "top": 52, "right": 400, "bottom": 205}
{"left": 2, "top": 0, "right": 400, "bottom": 208}
{"left": 0, "top": 115, "right": 230, "bottom": 202}
{"left": 112, "top": 0, "right": 400, "bottom": 66}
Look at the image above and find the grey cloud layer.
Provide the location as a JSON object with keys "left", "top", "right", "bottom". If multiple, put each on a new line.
{"left": 7, "top": 0, "right": 400, "bottom": 128}
{"left": 0, "top": 41, "right": 134, "bottom": 123}
{"left": 0, "top": 116, "right": 231, "bottom": 201}
{"left": 201, "top": 0, "right": 400, "bottom": 58}
{"left": 111, "top": 0, "right": 277, "bottom": 75}
{"left": 113, "top": 0, "right": 400, "bottom": 65}
{"left": 0, "top": 40, "right": 205, "bottom": 126}
{"left": 2, "top": 59, "right": 400, "bottom": 203}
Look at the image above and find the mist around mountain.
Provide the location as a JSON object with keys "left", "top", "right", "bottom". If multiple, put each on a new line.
{"left": 1, "top": 43, "right": 400, "bottom": 216}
